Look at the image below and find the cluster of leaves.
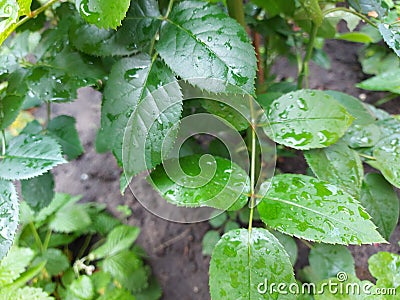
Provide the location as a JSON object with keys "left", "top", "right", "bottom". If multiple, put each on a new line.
{"left": 0, "top": 193, "right": 161, "bottom": 300}
{"left": 0, "top": 0, "right": 399, "bottom": 299}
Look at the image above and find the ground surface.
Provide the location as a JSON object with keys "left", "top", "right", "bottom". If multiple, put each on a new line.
{"left": 37, "top": 38, "right": 400, "bottom": 299}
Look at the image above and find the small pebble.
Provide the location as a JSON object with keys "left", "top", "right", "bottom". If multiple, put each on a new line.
{"left": 80, "top": 173, "right": 89, "bottom": 181}
{"left": 193, "top": 286, "right": 199, "bottom": 293}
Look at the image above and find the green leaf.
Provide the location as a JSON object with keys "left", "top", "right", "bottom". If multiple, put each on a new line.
{"left": 251, "top": 0, "right": 295, "bottom": 17}
{"left": 270, "top": 231, "right": 298, "bottom": 266}
{"left": 149, "top": 154, "right": 250, "bottom": 211}
{"left": 360, "top": 173, "right": 399, "bottom": 240}
{"left": 264, "top": 90, "right": 354, "bottom": 150}
{"left": 90, "top": 225, "right": 140, "bottom": 259}
{"left": 299, "top": 0, "right": 323, "bottom": 26}
{"left": 0, "top": 247, "right": 34, "bottom": 287}
{"left": 336, "top": 32, "right": 374, "bottom": 43}
{"left": 223, "top": 220, "right": 239, "bottom": 232}
{"left": 202, "top": 230, "right": 220, "bottom": 256}
{"left": 357, "top": 69, "right": 400, "bottom": 94}
{"left": 96, "top": 54, "right": 180, "bottom": 166}
{"left": 0, "top": 287, "right": 53, "bottom": 300}
{"left": 97, "top": 288, "right": 135, "bottom": 300}
{"left": 17, "top": 0, "right": 31, "bottom": 15}
{"left": 102, "top": 250, "right": 150, "bottom": 292}
{"left": 209, "top": 228, "right": 296, "bottom": 299}
{"left": 368, "top": 252, "right": 400, "bottom": 290}
{"left": 156, "top": 0, "right": 256, "bottom": 94}
{"left": 257, "top": 174, "right": 386, "bottom": 245}
{"left": 373, "top": 134, "right": 400, "bottom": 188}
{"left": 209, "top": 211, "right": 228, "bottom": 228}
{"left": 32, "top": 248, "right": 69, "bottom": 277}
{"left": 70, "top": 0, "right": 161, "bottom": 57}
{"left": 378, "top": 23, "right": 400, "bottom": 57}
{"left": 0, "top": 0, "right": 19, "bottom": 46}
{"left": 76, "top": 0, "right": 131, "bottom": 29}
{"left": 67, "top": 275, "right": 94, "bottom": 300}
{"left": 47, "top": 115, "right": 84, "bottom": 160}
{"left": 349, "top": 0, "right": 388, "bottom": 19}
{"left": 21, "top": 171, "right": 54, "bottom": 212}
{"left": 307, "top": 244, "right": 355, "bottom": 282}
{"left": 304, "top": 141, "right": 363, "bottom": 197}
{"left": 134, "top": 276, "right": 162, "bottom": 300}
{"left": 49, "top": 202, "right": 91, "bottom": 233}
{"left": 0, "top": 181, "right": 19, "bottom": 260}
{"left": 0, "top": 134, "right": 66, "bottom": 180}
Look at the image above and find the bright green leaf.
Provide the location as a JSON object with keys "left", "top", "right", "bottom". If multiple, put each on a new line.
{"left": 90, "top": 225, "right": 140, "bottom": 259}
{"left": 156, "top": 1, "right": 256, "bottom": 94}
{"left": 373, "top": 134, "right": 400, "bottom": 188}
{"left": 357, "top": 69, "right": 400, "bottom": 94}
{"left": 149, "top": 154, "right": 250, "bottom": 211}
{"left": 0, "top": 247, "right": 34, "bottom": 287}
{"left": 360, "top": 173, "right": 399, "bottom": 240}
{"left": 264, "top": 90, "right": 354, "bottom": 150}
{"left": 17, "top": 0, "right": 31, "bottom": 15}
{"left": 49, "top": 202, "right": 91, "bottom": 233}
{"left": 336, "top": 32, "right": 374, "bottom": 43}
{"left": 0, "top": 0, "right": 19, "bottom": 46}
{"left": 76, "top": 0, "right": 131, "bottom": 29}
{"left": 68, "top": 275, "right": 94, "bottom": 300}
{"left": 0, "top": 286, "right": 53, "bottom": 300}
{"left": 257, "top": 174, "right": 386, "bottom": 245}
{"left": 48, "top": 115, "right": 84, "bottom": 160}
{"left": 369, "top": 252, "right": 400, "bottom": 291}
{"left": 378, "top": 23, "right": 400, "bottom": 57}
{"left": 21, "top": 171, "right": 54, "bottom": 212}
{"left": 0, "top": 134, "right": 66, "bottom": 180}
{"left": 304, "top": 141, "right": 364, "bottom": 197}
{"left": 0, "top": 180, "right": 18, "bottom": 260}
{"left": 209, "top": 228, "right": 296, "bottom": 299}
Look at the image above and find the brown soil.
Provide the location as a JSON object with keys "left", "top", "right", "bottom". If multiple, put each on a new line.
{"left": 37, "top": 38, "right": 400, "bottom": 299}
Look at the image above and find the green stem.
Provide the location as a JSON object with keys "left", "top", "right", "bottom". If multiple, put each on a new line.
{"left": 162, "top": 0, "right": 174, "bottom": 20}
{"left": 1, "top": 130, "right": 6, "bottom": 156}
{"left": 358, "top": 153, "right": 376, "bottom": 160}
{"left": 43, "top": 229, "right": 52, "bottom": 251}
{"left": 46, "top": 102, "right": 51, "bottom": 127}
{"left": 29, "top": 222, "right": 44, "bottom": 253}
{"left": 375, "top": 93, "right": 398, "bottom": 106}
{"left": 323, "top": 7, "right": 377, "bottom": 28}
{"left": 227, "top": 0, "right": 246, "bottom": 27}
{"left": 15, "top": 0, "right": 60, "bottom": 29}
{"left": 297, "top": 23, "right": 318, "bottom": 89}
{"left": 248, "top": 100, "right": 257, "bottom": 233}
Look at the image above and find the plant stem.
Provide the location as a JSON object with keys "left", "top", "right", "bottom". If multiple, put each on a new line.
{"left": 300, "top": 239, "right": 313, "bottom": 249}
{"left": 1, "top": 130, "right": 6, "bottom": 156}
{"left": 227, "top": 0, "right": 246, "bottom": 27}
{"left": 375, "top": 93, "right": 398, "bottom": 106}
{"left": 323, "top": 7, "right": 377, "bottom": 28}
{"left": 29, "top": 222, "right": 44, "bottom": 253}
{"left": 15, "top": 0, "right": 60, "bottom": 29}
{"left": 297, "top": 23, "right": 318, "bottom": 89}
{"left": 46, "top": 102, "right": 51, "bottom": 127}
{"left": 358, "top": 153, "right": 376, "bottom": 160}
{"left": 43, "top": 229, "right": 52, "bottom": 251}
{"left": 252, "top": 30, "right": 265, "bottom": 88}
{"left": 162, "top": 0, "right": 174, "bottom": 20}
{"left": 248, "top": 100, "right": 257, "bottom": 233}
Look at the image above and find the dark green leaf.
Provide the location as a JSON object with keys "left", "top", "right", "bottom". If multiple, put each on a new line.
{"left": 373, "top": 134, "right": 400, "bottom": 188}
{"left": 299, "top": 0, "right": 323, "bottom": 26}
{"left": 209, "top": 228, "right": 296, "bottom": 299}
{"left": 209, "top": 211, "right": 228, "bottom": 228}
{"left": 90, "top": 225, "right": 140, "bottom": 259}
{"left": 357, "top": 69, "right": 400, "bottom": 94}
{"left": 21, "top": 171, "right": 54, "bottom": 212}
{"left": 202, "top": 230, "right": 220, "bottom": 256}
{"left": 149, "top": 154, "right": 250, "bottom": 211}
{"left": 306, "top": 244, "right": 355, "bottom": 282}
{"left": 156, "top": 1, "right": 256, "bottom": 94}
{"left": 96, "top": 54, "right": 181, "bottom": 168}
{"left": 257, "top": 174, "right": 386, "bottom": 244}
{"left": 349, "top": 0, "right": 388, "bottom": 19}
{"left": 223, "top": 221, "right": 239, "bottom": 232}
{"left": 47, "top": 115, "right": 84, "bottom": 160}
{"left": 97, "top": 288, "right": 135, "bottom": 300}
{"left": 264, "top": 90, "right": 353, "bottom": 150}
{"left": 76, "top": 0, "right": 131, "bottom": 29}
{"left": 251, "top": 0, "right": 295, "bottom": 17}
{"left": 134, "top": 276, "right": 162, "bottom": 300}
{"left": 0, "top": 134, "right": 66, "bottom": 180}
{"left": 0, "top": 180, "right": 18, "bottom": 260}
{"left": 378, "top": 23, "right": 400, "bottom": 57}
{"left": 70, "top": 0, "right": 161, "bottom": 56}
{"left": 304, "top": 141, "right": 363, "bottom": 197}
{"left": 32, "top": 248, "right": 69, "bottom": 276}
{"left": 360, "top": 173, "right": 399, "bottom": 240}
